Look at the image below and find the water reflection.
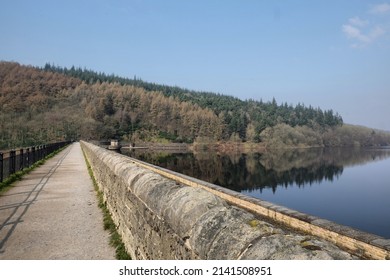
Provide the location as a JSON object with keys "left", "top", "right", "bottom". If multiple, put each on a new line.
{"left": 123, "top": 147, "right": 390, "bottom": 194}
{"left": 123, "top": 147, "right": 390, "bottom": 238}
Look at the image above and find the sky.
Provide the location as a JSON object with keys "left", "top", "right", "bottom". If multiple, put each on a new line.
{"left": 1, "top": 0, "right": 390, "bottom": 130}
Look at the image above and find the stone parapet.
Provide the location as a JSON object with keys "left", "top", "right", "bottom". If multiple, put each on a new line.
{"left": 80, "top": 141, "right": 386, "bottom": 260}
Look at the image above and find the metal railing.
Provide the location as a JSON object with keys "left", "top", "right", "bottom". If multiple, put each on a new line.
{"left": 0, "top": 141, "right": 71, "bottom": 183}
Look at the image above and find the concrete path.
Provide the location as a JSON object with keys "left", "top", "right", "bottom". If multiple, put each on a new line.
{"left": 0, "top": 142, "right": 115, "bottom": 259}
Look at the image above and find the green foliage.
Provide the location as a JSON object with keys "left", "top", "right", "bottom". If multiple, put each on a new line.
{"left": 259, "top": 123, "right": 390, "bottom": 148}
{"left": 260, "top": 124, "right": 324, "bottom": 148}
{"left": 323, "top": 124, "right": 390, "bottom": 147}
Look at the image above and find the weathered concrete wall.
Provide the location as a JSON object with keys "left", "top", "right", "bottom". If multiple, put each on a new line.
{"left": 80, "top": 141, "right": 388, "bottom": 260}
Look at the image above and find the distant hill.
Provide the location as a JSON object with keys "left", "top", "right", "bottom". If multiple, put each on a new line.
{"left": 1, "top": 61, "right": 389, "bottom": 149}
{"left": 0, "top": 61, "right": 221, "bottom": 149}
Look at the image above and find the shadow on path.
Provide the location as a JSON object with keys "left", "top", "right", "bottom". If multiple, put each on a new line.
{"left": 0, "top": 148, "right": 71, "bottom": 253}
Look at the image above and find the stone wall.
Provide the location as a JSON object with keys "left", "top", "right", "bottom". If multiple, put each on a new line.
{"left": 81, "top": 141, "right": 379, "bottom": 260}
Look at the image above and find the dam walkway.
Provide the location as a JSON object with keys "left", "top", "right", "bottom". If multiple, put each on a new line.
{"left": 0, "top": 142, "right": 115, "bottom": 259}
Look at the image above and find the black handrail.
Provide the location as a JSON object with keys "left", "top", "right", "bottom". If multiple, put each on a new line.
{"left": 0, "top": 141, "right": 71, "bottom": 182}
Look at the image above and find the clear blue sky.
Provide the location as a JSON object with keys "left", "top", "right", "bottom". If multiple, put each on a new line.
{"left": 1, "top": 0, "right": 390, "bottom": 130}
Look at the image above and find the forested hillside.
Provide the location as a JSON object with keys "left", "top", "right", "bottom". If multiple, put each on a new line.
{"left": 43, "top": 63, "right": 344, "bottom": 142}
{"left": 1, "top": 61, "right": 390, "bottom": 150}
{"left": 0, "top": 62, "right": 220, "bottom": 149}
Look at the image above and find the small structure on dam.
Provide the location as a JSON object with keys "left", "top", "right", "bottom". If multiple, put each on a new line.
{"left": 81, "top": 141, "right": 390, "bottom": 260}
{"left": 107, "top": 139, "right": 121, "bottom": 151}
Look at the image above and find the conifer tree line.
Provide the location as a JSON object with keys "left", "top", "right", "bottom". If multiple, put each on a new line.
{"left": 1, "top": 61, "right": 389, "bottom": 149}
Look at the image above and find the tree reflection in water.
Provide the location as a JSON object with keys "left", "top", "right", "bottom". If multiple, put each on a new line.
{"left": 124, "top": 147, "right": 390, "bottom": 194}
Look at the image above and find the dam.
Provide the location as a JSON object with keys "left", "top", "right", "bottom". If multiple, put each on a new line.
{"left": 81, "top": 141, "right": 390, "bottom": 260}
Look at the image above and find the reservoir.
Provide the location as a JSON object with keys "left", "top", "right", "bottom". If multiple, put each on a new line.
{"left": 123, "top": 147, "right": 390, "bottom": 239}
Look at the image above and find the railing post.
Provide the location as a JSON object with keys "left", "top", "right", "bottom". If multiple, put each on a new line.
{"left": 0, "top": 152, "right": 3, "bottom": 182}
{"left": 32, "top": 146, "right": 36, "bottom": 165}
{"left": 37, "top": 145, "right": 40, "bottom": 161}
{"left": 9, "top": 150, "right": 16, "bottom": 176}
{"left": 26, "top": 148, "right": 30, "bottom": 167}
{"left": 20, "top": 148, "right": 24, "bottom": 170}
{"left": 37, "top": 146, "right": 40, "bottom": 162}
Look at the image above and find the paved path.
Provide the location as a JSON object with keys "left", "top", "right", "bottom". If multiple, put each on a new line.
{"left": 0, "top": 142, "right": 115, "bottom": 259}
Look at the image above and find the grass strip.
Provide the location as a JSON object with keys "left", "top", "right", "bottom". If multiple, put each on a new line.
{"left": 82, "top": 150, "right": 131, "bottom": 260}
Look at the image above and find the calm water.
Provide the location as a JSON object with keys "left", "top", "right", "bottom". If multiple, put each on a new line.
{"left": 123, "top": 147, "right": 390, "bottom": 238}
